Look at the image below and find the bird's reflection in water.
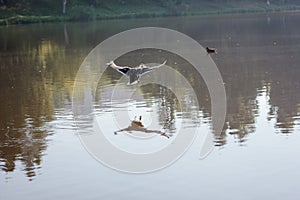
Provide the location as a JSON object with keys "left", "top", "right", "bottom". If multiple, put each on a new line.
{"left": 114, "top": 116, "right": 170, "bottom": 138}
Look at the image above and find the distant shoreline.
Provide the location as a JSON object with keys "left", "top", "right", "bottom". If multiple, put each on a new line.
{"left": 1, "top": 3, "right": 300, "bottom": 26}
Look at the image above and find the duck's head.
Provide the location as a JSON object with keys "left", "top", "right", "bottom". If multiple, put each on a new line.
{"left": 106, "top": 61, "right": 114, "bottom": 67}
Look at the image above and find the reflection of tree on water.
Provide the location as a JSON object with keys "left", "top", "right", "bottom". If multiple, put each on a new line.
{"left": 266, "top": 60, "right": 300, "bottom": 134}
{"left": 217, "top": 74, "right": 259, "bottom": 146}
{"left": 0, "top": 29, "right": 81, "bottom": 179}
{"left": 206, "top": 13, "right": 300, "bottom": 145}
{"left": 0, "top": 56, "right": 53, "bottom": 179}
{"left": 140, "top": 84, "right": 178, "bottom": 135}
{"left": 0, "top": 42, "right": 56, "bottom": 179}
{"left": 215, "top": 49, "right": 300, "bottom": 144}
{"left": 158, "top": 87, "right": 177, "bottom": 134}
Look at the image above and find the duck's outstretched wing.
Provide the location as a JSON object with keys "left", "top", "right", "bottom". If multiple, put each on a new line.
{"left": 140, "top": 67, "right": 153, "bottom": 74}
{"left": 107, "top": 61, "right": 131, "bottom": 75}
{"left": 139, "top": 60, "right": 167, "bottom": 75}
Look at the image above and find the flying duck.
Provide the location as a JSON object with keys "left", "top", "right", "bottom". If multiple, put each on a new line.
{"left": 106, "top": 60, "right": 167, "bottom": 85}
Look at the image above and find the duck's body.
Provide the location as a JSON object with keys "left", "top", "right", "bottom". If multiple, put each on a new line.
{"left": 107, "top": 60, "right": 166, "bottom": 85}
{"left": 206, "top": 47, "right": 217, "bottom": 54}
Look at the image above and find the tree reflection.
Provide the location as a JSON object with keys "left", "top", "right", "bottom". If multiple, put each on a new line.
{"left": 204, "top": 13, "right": 300, "bottom": 145}
{"left": 0, "top": 24, "right": 83, "bottom": 179}
{"left": 0, "top": 49, "right": 54, "bottom": 179}
{"left": 266, "top": 57, "right": 300, "bottom": 134}
{"left": 140, "top": 84, "right": 178, "bottom": 135}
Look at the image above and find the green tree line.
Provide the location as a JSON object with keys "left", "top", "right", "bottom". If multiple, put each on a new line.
{"left": 1, "top": 0, "right": 299, "bottom": 15}
{"left": 1, "top": 0, "right": 300, "bottom": 25}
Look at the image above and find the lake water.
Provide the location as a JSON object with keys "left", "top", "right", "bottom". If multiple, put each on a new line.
{"left": 1, "top": 12, "right": 300, "bottom": 199}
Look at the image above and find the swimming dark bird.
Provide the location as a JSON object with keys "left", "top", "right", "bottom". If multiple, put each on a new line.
{"left": 206, "top": 47, "right": 217, "bottom": 54}
{"left": 107, "top": 60, "right": 167, "bottom": 85}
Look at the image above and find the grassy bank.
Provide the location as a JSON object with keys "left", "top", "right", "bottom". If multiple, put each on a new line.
{"left": 1, "top": 0, "right": 300, "bottom": 26}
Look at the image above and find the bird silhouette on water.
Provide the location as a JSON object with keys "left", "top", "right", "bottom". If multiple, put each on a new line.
{"left": 206, "top": 47, "right": 217, "bottom": 54}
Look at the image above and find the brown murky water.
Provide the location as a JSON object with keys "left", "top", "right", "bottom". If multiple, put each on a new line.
{"left": 1, "top": 12, "right": 300, "bottom": 200}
